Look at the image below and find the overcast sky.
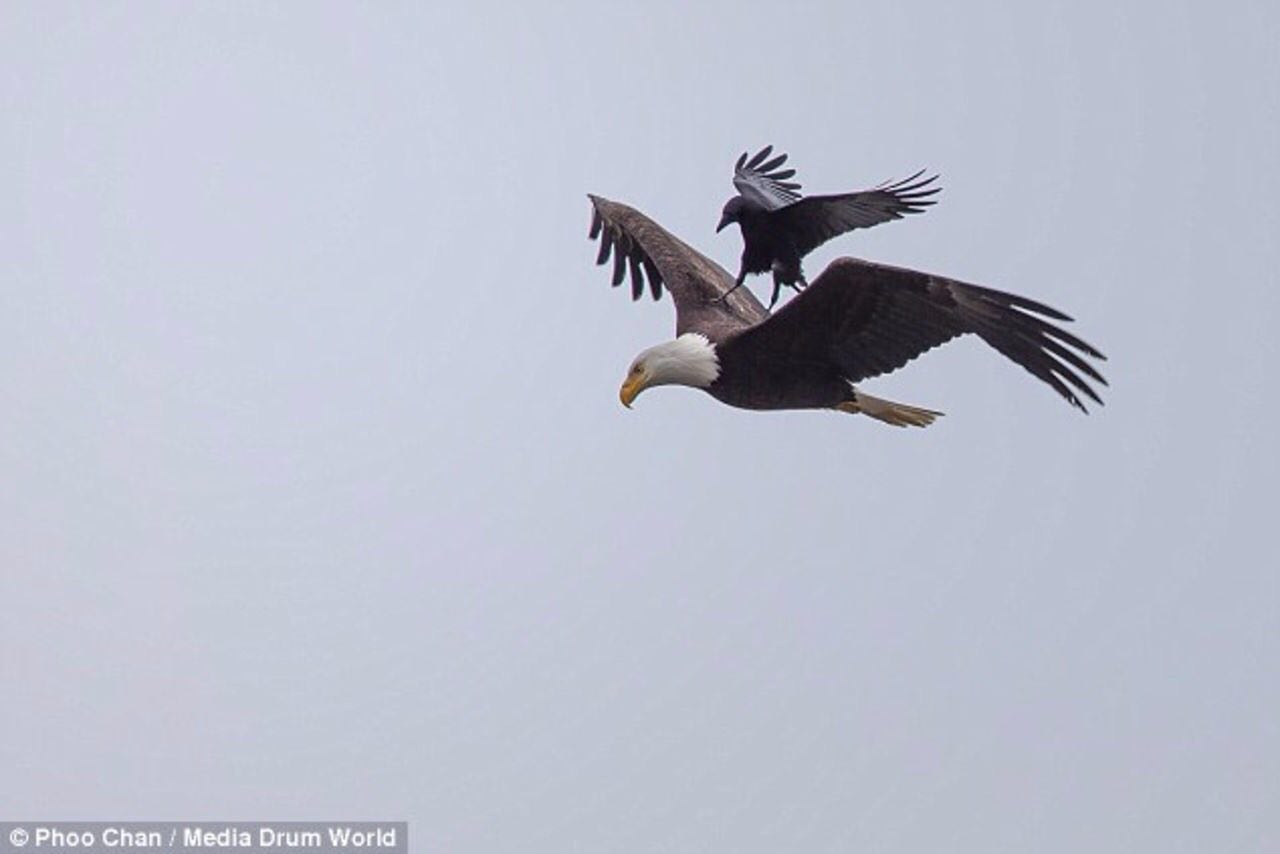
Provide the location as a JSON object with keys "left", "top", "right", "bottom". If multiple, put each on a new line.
{"left": 2, "top": 2, "right": 1277, "bottom": 852}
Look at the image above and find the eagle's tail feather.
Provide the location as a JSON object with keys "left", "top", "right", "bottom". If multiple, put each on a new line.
{"left": 838, "top": 390, "right": 943, "bottom": 428}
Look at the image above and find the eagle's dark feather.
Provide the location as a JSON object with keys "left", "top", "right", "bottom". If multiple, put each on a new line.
{"left": 728, "top": 258, "right": 1107, "bottom": 411}
{"left": 588, "top": 194, "right": 766, "bottom": 336}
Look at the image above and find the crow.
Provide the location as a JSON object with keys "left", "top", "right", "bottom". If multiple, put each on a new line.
{"left": 716, "top": 146, "right": 941, "bottom": 308}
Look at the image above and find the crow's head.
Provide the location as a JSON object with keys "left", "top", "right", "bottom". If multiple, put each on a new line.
{"left": 716, "top": 196, "right": 747, "bottom": 232}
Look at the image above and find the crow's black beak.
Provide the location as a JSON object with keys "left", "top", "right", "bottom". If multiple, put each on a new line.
{"left": 716, "top": 214, "right": 732, "bottom": 233}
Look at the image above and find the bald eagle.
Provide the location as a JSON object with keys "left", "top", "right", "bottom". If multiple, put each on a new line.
{"left": 716, "top": 146, "right": 940, "bottom": 307}
{"left": 589, "top": 194, "right": 1105, "bottom": 427}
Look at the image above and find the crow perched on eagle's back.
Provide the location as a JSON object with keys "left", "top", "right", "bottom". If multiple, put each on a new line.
{"left": 717, "top": 146, "right": 941, "bottom": 308}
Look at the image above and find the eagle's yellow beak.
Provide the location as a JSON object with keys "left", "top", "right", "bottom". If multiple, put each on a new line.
{"left": 619, "top": 370, "right": 648, "bottom": 409}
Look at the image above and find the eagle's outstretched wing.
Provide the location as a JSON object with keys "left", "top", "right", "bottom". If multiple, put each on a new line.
{"left": 734, "top": 257, "right": 1107, "bottom": 411}
{"left": 732, "top": 145, "right": 804, "bottom": 211}
{"left": 587, "top": 195, "right": 768, "bottom": 336}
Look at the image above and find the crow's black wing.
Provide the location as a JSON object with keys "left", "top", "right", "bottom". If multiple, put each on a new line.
{"left": 731, "top": 145, "right": 804, "bottom": 210}
{"left": 772, "top": 171, "right": 940, "bottom": 257}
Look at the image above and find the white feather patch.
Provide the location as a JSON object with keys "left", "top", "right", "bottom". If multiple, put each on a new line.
{"left": 636, "top": 333, "right": 721, "bottom": 389}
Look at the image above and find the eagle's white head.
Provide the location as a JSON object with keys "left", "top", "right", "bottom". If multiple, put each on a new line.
{"left": 619, "top": 333, "right": 721, "bottom": 408}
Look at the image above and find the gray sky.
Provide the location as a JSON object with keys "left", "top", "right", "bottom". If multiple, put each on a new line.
{"left": 2, "top": 2, "right": 1277, "bottom": 852}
